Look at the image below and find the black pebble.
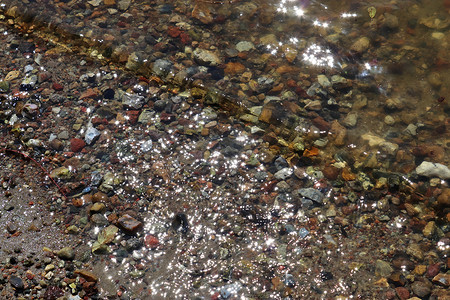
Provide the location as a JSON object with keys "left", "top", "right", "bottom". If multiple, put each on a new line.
{"left": 9, "top": 275, "right": 24, "bottom": 290}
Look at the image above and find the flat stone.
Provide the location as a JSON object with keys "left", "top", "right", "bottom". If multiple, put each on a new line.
{"left": 298, "top": 188, "right": 324, "bottom": 204}
{"left": 274, "top": 168, "right": 293, "bottom": 180}
{"left": 75, "top": 269, "right": 98, "bottom": 282}
{"left": 9, "top": 275, "right": 24, "bottom": 290}
{"left": 117, "top": 214, "right": 143, "bottom": 235}
{"left": 416, "top": 161, "right": 450, "bottom": 179}
{"left": 85, "top": 126, "right": 100, "bottom": 145}
{"left": 193, "top": 48, "right": 222, "bottom": 66}
{"left": 432, "top": 273, "right": 450, "bottom": 287}
{"left": 236, "top": 41, "right": 255, "bottom": 52}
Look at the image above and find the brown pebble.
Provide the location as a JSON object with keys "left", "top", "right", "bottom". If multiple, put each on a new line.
{"left": 426, "top": 263, "right": 441, "bottom": 278}
{"left": 49, "top": 138, "right": 64, "bottom": 151}
{"left": 92, "top": 191, "right": 108, "bottom": 203}
{"left": 322, "top": 165, "right": 340, "bottom": 180}
{"left": 117, "top": 214, "right": 143, "bottom": 234}
{"left": 75, "top": 269, "right": 98, "bottom": 282}
{"left": 395, "top": 287, "right": 409, "bottom": 300}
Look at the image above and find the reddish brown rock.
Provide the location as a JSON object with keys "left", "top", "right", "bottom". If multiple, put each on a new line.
{"left": 395, "top": 287, "right": 409, "bottom": 300}
{"left": 75, "top": 269, "right": 98, "bottom": 282}
{"left": 126, "top": 110, "right": 140, "bottom": 125}
{"left": 322, "top": 165, "right": 340, "bottom": 180}
{"left": 437, "top": 188, "right": 450, "bottom": 207}
{"left": 117, "top": 214, "right": 143, "bottom": 235}
{"left": 330, "top": 120, "right": 347, "bottom": 146}
{"left": 144, "top": 234, "right": 159, "bottom": 249}
{"left": 79, "top": 88, "right": 99, "bottom": 100}
{"left": 224, "top": 62, "right": 245, "bottom": 75}
{"left": 70, "top": 138, "right": 86, "bottom": 152}
{"left": 52, "top": 82, "right": 63, "bottom": 91}
{"left": 312, "top": 116, "right": 330, "bottom": 131}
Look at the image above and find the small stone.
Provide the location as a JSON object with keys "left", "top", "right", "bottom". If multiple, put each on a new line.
{"left": 193, "top": 48, "right": 222, "bottom": 66}
{"left": 122, "top": 93, "right": 145, "bottom": 109}
{"left": 342, "top": 112, "right": 358, "bottom": 127}
{"left": 423, "top": 221, "right": 437, "bottom": 238}
{"left": 416, "top": 161, "right": 450, "bottom": 179}
{"left": 411, "top": 280, "right": 432, "bottom": 297}
{"left": 427, "top": 263, "right": 441, "bottom": 277}
{"left": 412, "top": 265, "right": 427, "bottom": 276}
{"left": 382, "top": 13, "right": 399, "bottom": 30}
{"left": 70, "top": 138, "right": 86, "bottom": 152}
{"left": 92, "top": 192, "right": 108, "bottom": 203}
{"left": 49, "top": 138, "right": 64, "bottom": 151}
{"left": 152, "top": 59, "right": 172, "bottom": 76}
{"left": 50, "top": 166, "right": 72, "bottom": 180}
{"left": 406, "top": 243, "right": 424, "bottom": 260}
{"left": 117, "top": 214, "right": 143, "bottom": 234}
{"left": 437, "top": 188, "right": 450, "bottom": 206}
{"left": 85, "top": 126, "right": 100, "bottom": 145}
{"left": 144, "top": 234, "right": 159, "bottom": 249}
{"left": 224, "top": 62, "right": 245, "bottom": 75}
{"left": 317, "top": 75, "right": 331, "bottom": 88}
{"left": 322, "top": 165, "right": 340, "bottom": 180}
{"left": 384, "top": 115, "right": 395, "bottom": 125}
{"left": 375, "top": 259, "right": 393, "bottom": 277}
{"left": 236, "top": 41, "right": 255, "bottom": 52}
{"left": 298, "top": 187, "right": 324, "bottom": 204}
{"left": 75, "top": 269, "right": 98, "bottom": 282}
{"left": 432, "top": 273, "right": 450, "bottom": 287}
{"left": 274, "top": 168, "right": 293, "bottom": 180}
{"left": 350, "top": 37, "right": 370, "bottom": 53}
{"left": 90, "top": 203, "right": 106, "bottom": 214}
{"left": 9, "top": 275, "right": 24, "bottom": 290}
{"left": 56, "top": 247, "right": 75, "bottom": 260}
{"left": 395, "top": 287, "right": 409, "bottom": 300}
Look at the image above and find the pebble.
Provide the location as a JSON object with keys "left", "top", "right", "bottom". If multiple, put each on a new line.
{"left": 350, "top": 37, "right": 370, "bottom": 53}
{"left": 9, "top": 275, "right": 24, "bottom": 290}
{"left": 85, "top": 126, "right": 101, "bottom": 145}
{"left": 317, "top": 75, "right": 331, "bottom": 88}
{"left": 122, "top": 93, "right": 145, "bottom": 109}
{"left": 193, "top": 48, "right": 222, "bottom": 66}
{"left": 117, "top": 214, "right": 143, "bottom": 234}
{"left": 56, "top": 247, "right": 75, "bottom": 260}
{"left": 274, "top": 168, "right": 292, "bottom": 180}
{"left": 375, "top": 259, "right": 393, "bottom": 277}
{"left": 411, "top": 280, "right": 431, "bottom": 297}
{"left": 49, "top": 166, "right": 72, "bottom": 179}
{"left": 236, "top": 41, "right": 255, "bottom": 52}
{"left": 416, "top": 161, "right": 450, "bottom": 179}
{"left": 298, "top": 187, "right": 324, "bottom": 204}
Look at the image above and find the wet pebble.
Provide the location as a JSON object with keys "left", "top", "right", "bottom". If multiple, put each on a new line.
{"left": 56, "top": 247, "right": 75, "bottom": 260}
{"left": 117, "top": 214, "right": 143, "bottom": 234}
{"left": 9, "top": 275, "right": 24, "bottom": 289}
{"left": 411, "top": 280, "right": 431, "bottom": 297}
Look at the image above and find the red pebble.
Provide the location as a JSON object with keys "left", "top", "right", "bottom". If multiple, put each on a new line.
{"left": 144, "top": 234, "right": 159, "bottom": 249}
{"left": 70, "top": 138, "right": 86, "bottom": 152}
{"left": 395, "top": 287, "right": 410, "bottom": 300}
{"left": 52, "top": 82, "right": 64, "bottom": 91}
{"left": 426, "top": 263, "right": 440, "bottom": 278}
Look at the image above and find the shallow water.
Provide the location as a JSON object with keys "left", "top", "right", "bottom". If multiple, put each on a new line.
{"left": 0, "top": 0, "right": 449, "bottom": 299}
